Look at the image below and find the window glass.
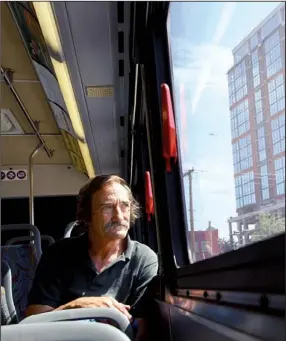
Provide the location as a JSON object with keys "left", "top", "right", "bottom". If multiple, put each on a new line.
{"left": 168, "top": 2, "right": 285, "bottom": 261}
{"left": 274, "top": 157, "right": 285, "bottom": 195}
{"left": 271, "top": 114, "right": 285, "bottom": 155}
{"left": 261, "top": 12, "right": 280, "bottom": 39}
{"left": 250, "top": 33, "right": 259, "bottom": 51}
{"left": 254, "top": 90, "right": 263, "bottom": 124}
{"left": 268, "top": 74, "right": 285, "bottom": 116}
{"left": 264, "top": 30, "right": 282, "bottom": 78}
{"left": 251, "top": 50, "right": 260, "bottom": 89}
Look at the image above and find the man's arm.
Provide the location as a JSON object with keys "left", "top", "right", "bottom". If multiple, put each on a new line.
{"left": 26, "top": 304, "right": 54, "bottom": 317}
{"left": 26, "top": 245, "right": 132, "bottom": 319}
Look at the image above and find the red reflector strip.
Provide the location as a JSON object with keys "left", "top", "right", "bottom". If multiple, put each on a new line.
{"left": 145, "top": 171, "right": 154, "bottom": 221}
{"left": 161, "top": 83, "right": 178, "bottom": 172}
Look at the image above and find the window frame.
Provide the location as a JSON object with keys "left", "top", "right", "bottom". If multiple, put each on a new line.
{"left": 129, "top": 1, "right": 285, "bottom": 295}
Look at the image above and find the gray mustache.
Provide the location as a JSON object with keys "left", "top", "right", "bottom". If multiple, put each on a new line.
{"left": 104, "top": 221, "right": 128, "bottom": 231}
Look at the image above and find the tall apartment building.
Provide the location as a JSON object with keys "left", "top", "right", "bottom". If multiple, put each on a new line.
{"left": 227, "top": 4, "right": 285, "bottom": 236}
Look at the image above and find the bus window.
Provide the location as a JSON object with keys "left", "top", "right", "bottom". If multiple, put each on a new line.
{"left": 168, "top": 2, "right": 285, "bottom": 262}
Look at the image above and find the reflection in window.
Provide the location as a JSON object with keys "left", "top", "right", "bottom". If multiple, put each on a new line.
{"left": 251, "top": 50, "right": 260, "bottom": 89}
{"left": 257, "top": 126, "right": 267, "bottom": 162}
{"left": 271, "top": 115, "right": 285, "bottom": 155}
{"left": 232, "top": 135, "right": 253, "bottom": 173}
{"left": 260, "top": 164, "right": 270, "bottom": 200}
{"left": 264, "top": 30, "right": 282, "bottom": 78}
{"left": 235, "top": 171, "right": 256, "bottom": 209}
{"left": 255, "top": 90, "right": 263, "bottom": 124}
{"left": 268, "top": 74, "right": 285, "bottom": 116}
{"left": 231, "top": 99, "right": 250, "bottom": 138}
{"left": 228, "top": 62, "right": 248, "bottom": 106}
{"left": 275, "top": 157, "right": 285, "bottom": 195}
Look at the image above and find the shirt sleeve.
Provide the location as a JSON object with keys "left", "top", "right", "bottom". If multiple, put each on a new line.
{"left": 129, "top": 247, "right": 158, "bottom": 318}
{"left": 28, "top": 244, "right": 63, "bottom": 308}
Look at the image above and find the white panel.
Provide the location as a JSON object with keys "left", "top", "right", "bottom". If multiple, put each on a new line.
{"left": 1, "top": 165, "right": 88, "bottom": 198}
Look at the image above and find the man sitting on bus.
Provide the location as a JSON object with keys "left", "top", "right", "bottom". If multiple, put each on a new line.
{"left": 26, "top": 175, "right": 158, "bottom": 340}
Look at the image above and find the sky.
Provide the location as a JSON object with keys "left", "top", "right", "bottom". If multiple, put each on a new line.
{"left": 168, "top": 1, "right": 282, "bottom": 239}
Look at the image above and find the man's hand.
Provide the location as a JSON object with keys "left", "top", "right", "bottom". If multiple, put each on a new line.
{"left": 57, "top": 296, "right": 132, "bottom": 320}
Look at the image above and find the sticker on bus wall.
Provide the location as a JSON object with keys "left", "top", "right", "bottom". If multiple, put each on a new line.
{"left": 85, "top": 86, "right": 114, "bottom": 98}
{"left": 1, "top": 169, "right": 28, "bottom": 181}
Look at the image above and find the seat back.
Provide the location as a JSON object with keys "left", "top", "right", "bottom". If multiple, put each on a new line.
{"left": 64, "top": 221, "right": 87, "bottom": 238}
{"left": 1, "top": 245, "right": 38, "bottom": 321}
{"left": 1, "top": 224, "right": 42, "bottom": 321}
{"left": 5, "top": 235, "right": 55, "bottom": 251}
{"left": 1, "top": 261, "right": 18, "bottom": 324}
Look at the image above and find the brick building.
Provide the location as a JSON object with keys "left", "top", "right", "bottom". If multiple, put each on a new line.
{"left": 227, "top": 4, "right": 285, "bottom": 245}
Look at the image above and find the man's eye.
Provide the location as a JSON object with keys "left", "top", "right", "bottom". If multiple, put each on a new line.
{"left": 103, "top": 205, "right": 113, "bottom": 210}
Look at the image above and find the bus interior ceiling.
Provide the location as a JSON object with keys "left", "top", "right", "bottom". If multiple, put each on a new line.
{"left": 1, "top": 2, "right": 129, "bottom": 239}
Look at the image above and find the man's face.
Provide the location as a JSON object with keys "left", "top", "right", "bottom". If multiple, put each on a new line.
{"left": 90, "top": 182, "right": 131, "bottom": 240}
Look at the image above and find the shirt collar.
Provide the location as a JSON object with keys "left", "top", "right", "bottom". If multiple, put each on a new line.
{"left": 123, "top": 235, "right": 134, "bottom": 260}
{"left": 79, "top": 232, "right": 134, "bottom": 261}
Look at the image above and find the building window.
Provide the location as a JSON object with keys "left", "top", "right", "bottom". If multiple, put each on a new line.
{"left": 234, "top": 44, "right": 249, "bottom": 63}
{"left": 260, "top": 164, "right": 270, "bottom": 200}
{"left": 255, "top": 90, "right": 263, "bottom": 124}
{"left": 274, "top": 156, "right": 285, "bottom": 195}
{"left": 230, "top": 99, "right": 250, "bottom": 139}
{"left": 250, "top": 33, "right": 259, "bottom": 51}
{"left": 271, "top": 114, "right": 285, "bottom": 155}
{"left": 251, "top": 50, "right": 260, "bottom": 88}
{"left": 264, "top": 30, "right": 282, "bottom": 78}
{"left": 228, "top": 61, "right": 248, "bottom": 106}
{"left": 235, "top": 171, "right": 256, "bottom": 209}
{"left": 268, "top": 74, "right": 285, "bottom": 116}
{"left": 257, "top": 126, "right": 267, "bottom": 162}
{"left": 232, "top": 135, "right": 253, "bottom": 173}
{"left": 261, "top": 13, "right": 280, "bottom": 39}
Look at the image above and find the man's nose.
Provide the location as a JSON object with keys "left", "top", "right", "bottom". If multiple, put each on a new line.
{"left": 113, "top": 205, "right": 123, "bottom": 220}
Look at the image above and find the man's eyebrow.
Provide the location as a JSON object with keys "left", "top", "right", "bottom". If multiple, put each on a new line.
{"left": 121, "top": 200, "right": 130, "bottom": 205}
{"left": 100, "top": 202, "right": 113, "bottom": 206}
{"left": 100, "top": 200, "right": 130, "bottom": 205}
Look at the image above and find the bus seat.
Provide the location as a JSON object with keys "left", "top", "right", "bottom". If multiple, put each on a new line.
{"left": 1, "top": 245, "right": 38, "bottom": 321}
{"left": 1, "top": 286, "right": 12, "bottom": 325}
{"left": 1, "top": 321, "right": 131, "bottom": 341}
{"left": 1, "top": 261, "right": 18, "bottom": 324}
{"left": 1, "top": 224, "right": 42, "bottom": 259}
{"left": 5, "top": 235, "right": 55, "bottom": 252}
{"left": 64, "top": 221, "right": 87, "bottom": 238}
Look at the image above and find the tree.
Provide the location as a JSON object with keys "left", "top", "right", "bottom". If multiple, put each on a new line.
{"left": 250, "top": 213, "right": 285, "bottom": 242}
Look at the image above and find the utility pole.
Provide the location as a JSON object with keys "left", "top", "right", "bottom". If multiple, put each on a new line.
{"left": 183, "top": 168, "right": 196, "bottom": 260}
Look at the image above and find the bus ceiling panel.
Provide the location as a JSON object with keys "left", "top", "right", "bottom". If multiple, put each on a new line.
{"left": 1, "top": 135, "right": 71, "bottom": 166}
{"left": 1, "top": 2, "right": 71, "bottom": 166}
{"left": 52, "top": 1, "right": 131, "bottom": 176}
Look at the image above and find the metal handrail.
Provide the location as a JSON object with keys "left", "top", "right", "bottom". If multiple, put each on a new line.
{"left": 1, "top": 66, "right": 53, "bottom": 158}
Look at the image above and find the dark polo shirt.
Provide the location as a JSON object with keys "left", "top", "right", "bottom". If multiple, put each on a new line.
{"left": 28, "top": 233, "right": 158, "bottom": 318}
